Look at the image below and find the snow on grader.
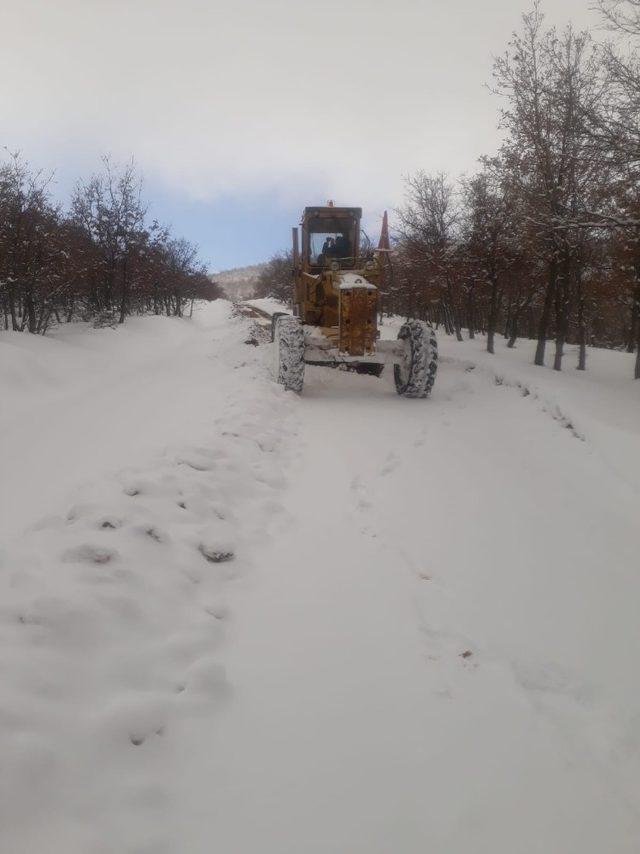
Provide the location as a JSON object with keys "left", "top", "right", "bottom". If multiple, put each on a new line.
{"left": 272, "top": 203, "right": 438, "bottom": 397}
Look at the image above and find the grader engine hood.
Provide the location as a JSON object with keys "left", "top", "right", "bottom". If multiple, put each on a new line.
{"left": 337, "top": 272, "right": 378, "bottom": 356}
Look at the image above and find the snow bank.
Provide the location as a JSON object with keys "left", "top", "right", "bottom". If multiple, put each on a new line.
{"left": 1, "top": 303, "right": 240, "bottom": 541}
{"left": 0, "top": 302, "right": 299, "bottom": 852}
{"left": 430, "top": 328, "right": 640, "bottom": 490}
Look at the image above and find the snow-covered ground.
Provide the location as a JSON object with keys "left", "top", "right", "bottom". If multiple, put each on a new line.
{"left": 1, "top": 302, "right": 639, "bottom": 853}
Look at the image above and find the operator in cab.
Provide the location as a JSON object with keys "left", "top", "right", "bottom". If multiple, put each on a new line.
{"left": 334, "top": 232, "right": 351, "bottom": 259}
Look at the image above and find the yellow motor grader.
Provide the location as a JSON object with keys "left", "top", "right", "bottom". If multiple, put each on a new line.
{"left": 272, "top": 204, "right": 438, "bottom": 397}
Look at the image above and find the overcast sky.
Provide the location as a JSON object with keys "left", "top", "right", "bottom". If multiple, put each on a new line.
{"left": 2, "top": 0, "right": 601, "bottom": 270}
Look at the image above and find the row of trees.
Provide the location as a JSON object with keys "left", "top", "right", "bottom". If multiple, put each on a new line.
{"left": 389, "top": 1, "right": 640, "bottom": 376}
{"left": 256, "top": 1, "right": 640, "bottom": 378}
{"left": 0, "top": 154, "right": 219, "bottom": 334}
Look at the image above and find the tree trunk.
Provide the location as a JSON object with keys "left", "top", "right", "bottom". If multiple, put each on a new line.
{"left": 441, "top": 301, "right": 454, "bottom": 335}
{"left": 446, "top": 280, "right": 463, "bottom": 341}
{"left": 553, "top": 333, "right": 565, "bottom": 371}
{"left": 629, "top": 279, "right": 640, "bottom": 355}
{"left": 467, "top": 284, "right": 475, "bottom": 339}
{"left": 504, "top": 300, "right": 512, "bottom": 339}
{"left": 25, "top": 291, "right": 37, "bottom": 334}
{"left": 535, "top": 258, "right": 557, "bottom": 366}
{"left": 576, "top": 270, "right": 586, "bottom": 371}
{"left": 553, "top": 252, "right": 572, "bottom": 372}
{"left": 577, "top": 328, "right": 586, "bottom": 370}
{"left": 119, "top": 293, "right": 127, "bottom": 324}
{"left": 8, "top": 290, "right": 18, "bottom": 331}
{"left": 636, "top": 284, "right": 640, "bottom": 379}
{"left": 487, "top": 275, "right": 499, "bottom": 354}
{"left": 40, "top": 309, "right": 53, "bottom": 336}
{"left": 118, "top": 256, "right": 128, "bottom": 324}
{"left": 626, "top": 301, "right": 637, "bottom": 353}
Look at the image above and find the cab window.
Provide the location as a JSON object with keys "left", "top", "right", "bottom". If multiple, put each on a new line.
{"left": 308, "top": 218, "right": 356, "bottom": 267}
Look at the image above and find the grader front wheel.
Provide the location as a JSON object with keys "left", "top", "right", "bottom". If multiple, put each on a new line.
{"left": 394, "top": 320, "right": 438, "bottom": 398}
{"left": 273, "top": 315, "right": 305, "bottom": 393}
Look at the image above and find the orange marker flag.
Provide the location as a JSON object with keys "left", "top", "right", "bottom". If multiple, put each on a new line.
{"left": 377, "top": 210, "right": 390, "bottom": 251}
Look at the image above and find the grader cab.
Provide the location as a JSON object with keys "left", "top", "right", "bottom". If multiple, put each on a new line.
{"left": 271, "top": 203, "right": 438, "bottom": 398}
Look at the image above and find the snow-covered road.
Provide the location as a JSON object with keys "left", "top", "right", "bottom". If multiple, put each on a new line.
{"left": 1, "top": 301, "right": 639, "bottom": 853}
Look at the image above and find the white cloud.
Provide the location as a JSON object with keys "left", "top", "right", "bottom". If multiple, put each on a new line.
{"left": 2, "top": 0, "right": 599, "bottom": 215}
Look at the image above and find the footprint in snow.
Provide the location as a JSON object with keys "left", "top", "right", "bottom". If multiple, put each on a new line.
{"left": 163, "top": 623, "right": 224, "bottom": 665}
{"left": 62, "top": 543, "right": 119, "bottom": 565}
{"left": 28, "top": 514, "right": 67, "bottom": 533}
{"left": 379, "top": 452, "right": 400, "bottom": 476}
{"left": 203, "top": 602, "right": 230, "bottom": 621}
{"left": 414, "top": 429, "right": 428, "bottom": 448}
{"left": 182, "top": 656, "right": 228, "bottom": 700}
{"left": 134, "top": 525, "right": 166, "bottom": 544}
{"left": 512, "top": 659, "right": 595, "bottom": 706}
{"left": 418, "top": 620, "right": 478, "bottom": 672}
{"left": 102, "top": 692, "right": 171, "bottom": 747}
{"left": 350, "top": 475, "right": 373, "bottom": 510}
{"left": 66, "top": 502, "right": 102, "bottom": 523}
{"left": 97, "top": 515, "right": 124, "bottom": 530}
{"left": 17, "top": 596, "right": 107, "bottom": 647}
{"left": 99, "top": 593, "right": 144, "bottom": 624}
{"left": 175, "top": 454, "right": 214, "bottom": 472}
{"left": 198, "top": 543, "right": 235, "bottom": 564}
{"left": 190, "top": 520, "right": 237, "bottom": 566}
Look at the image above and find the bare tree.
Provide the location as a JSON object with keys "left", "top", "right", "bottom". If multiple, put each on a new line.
{"left": 595, "top": 0, "right": 640, "bottom": 376}
{"left": 461, "top": 169, "right": 520, "bottom": 353}
{"left": 396, "top": 172, "right": 464, "bottom": 340}
{"left": 0, "top": 151, "right": 214, "bottom": 334}
{"left": 255, "top": 251, "right": 293, "bottom": 303}
{"left": 492, "top": 6, "right": 606, "bottom": 369}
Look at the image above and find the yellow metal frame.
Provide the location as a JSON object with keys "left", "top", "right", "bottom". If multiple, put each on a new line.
{"left": 292, "top": 206, "right": 384, "bottom": 358}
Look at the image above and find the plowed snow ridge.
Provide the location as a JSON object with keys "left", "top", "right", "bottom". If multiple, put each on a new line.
{"left": 1, "top": 300, "right": 639, "bottom": 853}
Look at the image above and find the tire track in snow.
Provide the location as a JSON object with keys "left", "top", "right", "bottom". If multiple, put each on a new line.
{"left": 329, "top": 349, "right": 640, "bottom": 853}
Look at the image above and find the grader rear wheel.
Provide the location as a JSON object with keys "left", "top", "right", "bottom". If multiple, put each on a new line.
{"left": 394, "top": 320, "right": 438, "bottom": 398}
{"left": 273, "top": 315, "right": 305, "bottom": 394}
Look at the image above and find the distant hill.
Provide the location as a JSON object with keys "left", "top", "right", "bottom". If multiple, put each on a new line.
{"left": 210, "top": 264, "right": 266, "bottom": 301}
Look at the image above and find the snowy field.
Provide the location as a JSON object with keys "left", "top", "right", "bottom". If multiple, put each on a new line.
{"left": 1, "top": 300, "right": 639, "bottom": 853}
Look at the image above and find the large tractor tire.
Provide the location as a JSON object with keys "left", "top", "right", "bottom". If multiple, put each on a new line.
{"left": 273, "top": 315, "right": 305, "bottom": 393}
{"left": 394, "top": 320, "right": 438, "bottom": 398}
